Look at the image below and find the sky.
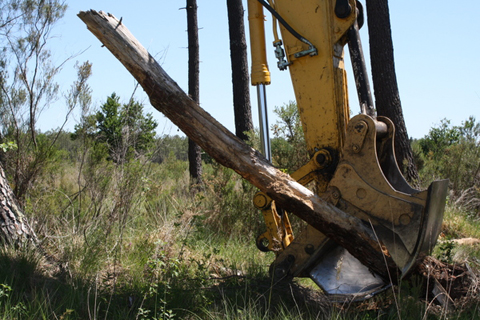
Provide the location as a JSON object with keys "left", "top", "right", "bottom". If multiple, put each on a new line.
{"left": 41, "top": 1, "right": 480, "bottom": 139}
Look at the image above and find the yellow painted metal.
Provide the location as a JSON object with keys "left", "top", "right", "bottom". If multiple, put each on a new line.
{"left": 248, "top": 0, "right": 357, "bottom": 255}
{"left": 289, "top": 150, "right": 332, "bottom": 186}
{"left": 247, "top": 0, "right": 356, "bottom": 174}
{"left": 328, "top": 114, "right": 430, "bottom": 273}
{"left": 253, "top": 192, "right": 294, "bottom": 252}
{"left": 248, "top": 0, "right": 271, "bottom": 85}
{"left": 252, "top": 149, "right": 333, "bottom": 254}
{"left": 246, "top": 0, "right": 446, "bottom": 286}
{"left": 272, "top": 0, "right": 356, "bottom": 155}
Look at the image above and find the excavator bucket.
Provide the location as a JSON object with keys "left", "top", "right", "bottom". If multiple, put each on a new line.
{"left": 330, "top": 115, "right": 448, "bottom": 276}
{"left": 265, "top": 115, "right": 448, "bottom": 300}
{"left": 308, "top": 177, "right": 447, "bottom": 300}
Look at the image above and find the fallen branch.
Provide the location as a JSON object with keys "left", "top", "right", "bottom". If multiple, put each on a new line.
{"left": 77, "top": 10, "right": 397, "bottom": 279}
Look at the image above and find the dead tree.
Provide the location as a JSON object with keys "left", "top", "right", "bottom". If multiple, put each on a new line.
{"left": 78, "top": 10, "right": 401, "bottom": 280}
{"left": 365, "top": 0, "right": 420, "bottom": 184}
{"left": 186, "top": 0, "right": 203, "bottom": 187}
{"left": 226, "top": 0, "right": 254, "bottom": 141}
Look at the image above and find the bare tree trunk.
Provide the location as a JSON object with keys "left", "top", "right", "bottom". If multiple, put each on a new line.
{"left": 365, "top": 0, "right": 420, "bottom": 184}
{"left": 77, "top": 10, "right": 400, "bottom": 280}
{"left": 226, "top": 0, "right": 254, "bottom": 141}
{"left": 0, "top": 162, "right": 36, "bottom": 245}
{"left": 186, "top": 0, "right": 202, "bottom": 187}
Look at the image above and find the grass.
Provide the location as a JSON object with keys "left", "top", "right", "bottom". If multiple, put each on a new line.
{"left": 435, "top": 204, "right": 480, "bottom": 264}
{"left": 0, "top": 155, "right": 478, "bottom": 319}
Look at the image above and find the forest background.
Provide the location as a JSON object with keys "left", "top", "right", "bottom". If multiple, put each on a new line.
{"left": 0, "top": 0, "right": 478, "bottom": 319}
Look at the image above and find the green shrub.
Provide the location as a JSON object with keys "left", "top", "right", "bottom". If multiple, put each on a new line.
{"left": 271, "top": 101, "right": 309, "bottom": 173}
{"left": 415, "top": 116, "right": 480, "bottom": 215}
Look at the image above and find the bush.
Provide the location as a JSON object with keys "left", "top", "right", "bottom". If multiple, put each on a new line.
{"left": 415, "top": 116, "right": 480, "bottom": 215}
{"left": 271, "top": 101, "right": 309, "bottom": 173}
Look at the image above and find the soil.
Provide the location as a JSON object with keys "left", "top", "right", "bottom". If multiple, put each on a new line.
{"left": 417, "top": 256, "right": 479, "bottom": 304}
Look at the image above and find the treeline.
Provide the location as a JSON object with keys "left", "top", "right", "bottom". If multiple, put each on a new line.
{"left": 40, "top": 129, "right": 188, "bottom": 165}
{"left": 40, "top": 129, "right": 189, "bottom": 165}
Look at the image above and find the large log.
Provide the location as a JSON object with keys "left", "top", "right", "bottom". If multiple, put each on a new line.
{"left": 77, "top": 10, "right": 397, "bottom": 279}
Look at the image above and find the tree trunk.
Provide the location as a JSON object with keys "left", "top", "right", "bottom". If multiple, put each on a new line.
{"left": 365, "top": 0, "right": 420, "bottom": 184}
{"left": 186, "top": 0, "right": 203, "bottom": 186}
{"left": 77, "top": 10, "right": 400, "bottom": 280}
{"left": 0, "top": 162, "right": 36, "bottom": 246}
{"left": 226, "top": 0, "right": 254, "bottom": 141}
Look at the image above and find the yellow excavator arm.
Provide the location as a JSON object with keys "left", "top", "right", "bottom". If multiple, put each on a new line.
{"left": 247, "top": 0, "right": 448, "bottom": 300}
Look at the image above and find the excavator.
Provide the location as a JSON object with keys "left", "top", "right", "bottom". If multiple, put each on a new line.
{"left": 246, "top": 0, "right": 448, "bottom": 300}
{"left": 77, "top": 0, "right": 449, "bottom": 302}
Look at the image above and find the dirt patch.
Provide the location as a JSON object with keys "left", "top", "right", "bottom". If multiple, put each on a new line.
{"left": 417, "top": 256, "right": 479, "bottom": 306}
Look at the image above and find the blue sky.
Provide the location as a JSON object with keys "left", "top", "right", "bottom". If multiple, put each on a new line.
{"left": 42, "top": 1, "right": 479, "bottom": 139}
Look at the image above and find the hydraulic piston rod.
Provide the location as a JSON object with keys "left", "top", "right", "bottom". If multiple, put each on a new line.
{"left": 257, "top": 84, "right": 271, "bottom": 161}
{"left": 248, "top": 0, "right": 272, "bottom": 161}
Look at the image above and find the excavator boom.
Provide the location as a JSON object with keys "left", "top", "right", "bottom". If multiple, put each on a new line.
{"left": 247, "top": 0, "right": 448, "bottom": 299}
